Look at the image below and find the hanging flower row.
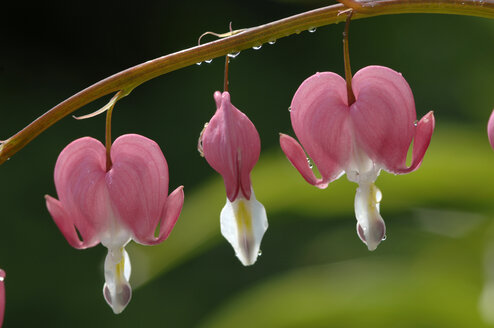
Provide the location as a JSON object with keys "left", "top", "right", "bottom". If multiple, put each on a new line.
{"left": 2, "top": 7, "right": 494, "bottom": 325}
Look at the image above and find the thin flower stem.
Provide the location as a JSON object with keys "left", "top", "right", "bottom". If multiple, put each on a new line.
{"left": 343, "top": 12, "right": 356, "bottom": 106}
{"left": 1, "top": 0, "right": 493, "bottom": 165}
{"left": 224, "top": 56, "right": 230, "bottom": 92}
{"left": 106, "top": 102, "right": 114, "bottom": 172}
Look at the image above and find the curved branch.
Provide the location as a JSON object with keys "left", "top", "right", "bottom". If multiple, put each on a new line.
{"left": 1, "top": 0, "right": 493, "bottom": 164}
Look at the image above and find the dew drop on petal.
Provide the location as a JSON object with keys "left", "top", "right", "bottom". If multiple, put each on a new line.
{"left": 413, "top": 120, "right": 418, "bottom": 127}
{"left": 205, "top": 59, "right": 213, "bottom": 64}
{"left": 288, "top": 106, "right": 292, "bottom": 112}
{"left": 307, "top": 157, "right": 313, "bottom": 169}
{"left": 252, "top": 44, "right": 263, "bottom": 50}
{"left": 258, "top": 250, "right": 262, "bottom": 256}
{"left": 308, "top": 27, "right": 317, "bottom": 33}
{"left": 382, "top": 234, "right": 387, "bottom": 241}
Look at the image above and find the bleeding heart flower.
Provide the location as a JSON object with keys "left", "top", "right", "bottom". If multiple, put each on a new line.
{"left": 487, "top": 109, "right": 494, "bottom": 150}
{"left": 200, "top": 91, "right": 268, "bottom": 266}
{"left": 0, "top": 269, "right": 5, "bottom": 327}
{"left": 280, "top": 65, "right": 434, "bottom": 250}
{"left": 45, "top": 134, "right": 184, "bottom": 314}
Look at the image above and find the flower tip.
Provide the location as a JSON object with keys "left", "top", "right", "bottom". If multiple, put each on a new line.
{"left": 103, "top": 283, "right": 132, "bottom": 314}
{"left": 237, "top": 250, "right": 259, "bottom": 266}
{"left": 357, "top": 220, "right": 386, "bottom": 251}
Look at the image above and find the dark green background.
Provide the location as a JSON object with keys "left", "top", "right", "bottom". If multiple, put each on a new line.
{"left": 1, "top": 1, "right": 494, "bottom": 327}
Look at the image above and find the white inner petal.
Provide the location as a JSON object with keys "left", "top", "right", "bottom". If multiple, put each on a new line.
{"left": 354, "top": 182, "right": 386, "bottom": 251}
{"left": 346, "top": 146, "right": 380, "bottom": 184}
{"left": 103, "top": 247, "right": 132, "bottom": 314}
{"left": 220, "top": 189, "right": 268, "bottom": 266}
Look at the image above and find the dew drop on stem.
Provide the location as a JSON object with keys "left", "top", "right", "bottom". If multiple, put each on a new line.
{"left": 308, "top": 27, "right": 317, "bottom": 33}
{"left": 227, "top": 51, "right": 240, "bottom": 58}
{"left": 252, "top": 44, "right": 263, "bottom": 50}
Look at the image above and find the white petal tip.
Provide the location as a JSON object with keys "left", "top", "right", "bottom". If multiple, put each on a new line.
{"left": 103, "top": 247, "right": 132, "bottom": 314}
{"left": 220, "top": 192, "right": 268, "bottom": 267}
{"left": 355, "top": 183, "right": 386, "bottom": 251}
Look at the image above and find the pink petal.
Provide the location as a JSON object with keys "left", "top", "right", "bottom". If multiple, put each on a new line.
{"left": 136, "top": 186, "right": 184, "bottom": 245}
{"left": 393, "top": 111, "right": 435, "bottom": 173}
{"left": 350, "top": 66, "right": 419, "bottom": 172}
{"left": 107, "top": 134, "right": 173, "bottom": 243}
{"left": 488, "top": 110, "right": 494, "bottom": 150}
{"left": 202, "top": 91, "right": 260, "bottom": 201}
{"left": 0, "top": 269, "right": 5, "bottom": 327}
{"left": 279, "top": 133, "right": 333, "bottom": 188}
{"left": 45, "top": 195, "right": 95, "bottom": 249}
{"left": 47, "top": 137, "right": 110, "bottom": 248}
{"left": 289, "top": 72, "right": 351, "bottom": 184}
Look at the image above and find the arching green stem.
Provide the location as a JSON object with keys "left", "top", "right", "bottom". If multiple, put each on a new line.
{"left": 1, "top": 0, "right": 493, "bottom": 165}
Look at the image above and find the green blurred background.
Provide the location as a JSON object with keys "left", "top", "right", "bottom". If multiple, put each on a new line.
{"left": 1, "top": 1, "right": 494, "bottom": 327}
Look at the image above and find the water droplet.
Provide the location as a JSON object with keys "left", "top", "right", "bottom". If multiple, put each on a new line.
{"left": 382, "top": 235, "right": 387, "bottom": 241}
{"left": 252, "top": 44, "right": 262, "bottom": 50}
{"left": 205, "top": 59, "right": 213, "bottom": 64}
{"left": 288, "top": 106, "right": 292, "bottom": 112}
{"left": 228, "top": 51, "right": 240, "bottom": 58}
{"left": 307, "top": 157, "right": 313, "bottom": 169}
{"left": 413, "top": 120, "right": 418, "bottom": 127}
{"left": 268, "top": 39, "right": 276, "bottom": 45}
{"left": 308, "top": 27, "right": 317, "bottom": 33}
{"left": 258, "top": 250, "right": 262, "bottom": 256}
{"left": 195, "top": 62, "right": 202, "bottom": 66}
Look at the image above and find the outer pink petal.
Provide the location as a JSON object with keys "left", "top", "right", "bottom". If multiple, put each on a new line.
{"left": 289, "top": 72, "right": 351, "bottom": 184}
{"left": 279, "top": 133, "right": 332, "bottom": 188}
{"left": 0, "top": 269, "right": 5, "bottom": 328}
{"left": 393, "top": 111, "right": 435, "bottom": 173}
{"left": 135, "top": 186, "right": 184, "bottom": 245}
{"left": 202, "top": 91, "right": 260, "bottom": 201}
{"left": 107, "top": 134, "right": 171, "bottom": 243}
{"left": 48, "top": 137, "right": 110, "bottom": 248}
{"left": 351, "top": 66, "right": 417, "bottom": 172}
{"left": 488, "top": 109, "right": 494, "bottom": 150}
{"left": 45, "top": 195, "right": 90, "bottom": 249}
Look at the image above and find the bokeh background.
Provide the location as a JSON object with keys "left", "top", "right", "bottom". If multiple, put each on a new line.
{"left": 1, "top": 1, "right": 494, "bottom": 327}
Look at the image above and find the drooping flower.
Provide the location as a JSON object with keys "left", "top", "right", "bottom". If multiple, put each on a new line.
{"left": 487, "top": 109, "right": 494, "bottom": 150}
{"left": 280, "top": 65, "right": 434, "bottom": 250}
{"left": 45, "top": 134, "right": 184, "bottom": 313}
{"left": 0, "top": 269, "right": 5, "bottom": 327}
{"left": 200, "top": 91, "right": 268, "bottom": 266}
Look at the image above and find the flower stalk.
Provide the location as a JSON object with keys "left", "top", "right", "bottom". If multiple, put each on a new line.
{"left": 0, "top": 0, "right": 493, "bottom": 165}
{"left": 343, "top": 11, "right": 356, "bottom": 106}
